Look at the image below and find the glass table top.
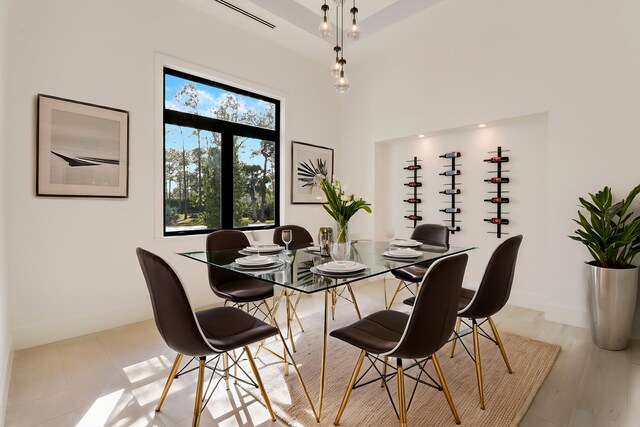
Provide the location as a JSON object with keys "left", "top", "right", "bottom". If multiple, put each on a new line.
{"left": 180, "top": 241, "right": 473, "bottom": 294}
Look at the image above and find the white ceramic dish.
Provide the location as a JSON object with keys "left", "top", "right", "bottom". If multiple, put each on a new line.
{"left": 316, "top": 261, "right": 366, "bottom": 273}
{"left": 244, "top": 245, "right": 284, "bottom": 254}
{"left": 305, "top": 246, "right": 321, "bottom": 252}
{"left": 383, "top": 250, "right": 421, "bottom": 259}
{"left": 231, "top": 259, "right": 283, "bottom": 270}
{"left": 391, "top": 239, "right": 421, "bottom": 247}
{"left": 235, "top": 255, "right": 273, "bottom": 266}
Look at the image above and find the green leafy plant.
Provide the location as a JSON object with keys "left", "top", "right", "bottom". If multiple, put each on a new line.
{"left": 569, "top": 184, "right": 640, "bottom": 268}
{"left": 319, "top": 176, "right": 372, "bottom": 242}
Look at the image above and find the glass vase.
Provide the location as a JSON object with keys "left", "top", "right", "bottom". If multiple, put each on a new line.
{"left": 336, "top": 221, "right": 349, "bottom": 243}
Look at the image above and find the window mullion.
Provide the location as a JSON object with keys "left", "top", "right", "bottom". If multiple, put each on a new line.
{"left": 220, "top": 132, "right": 235, "bottom": 229}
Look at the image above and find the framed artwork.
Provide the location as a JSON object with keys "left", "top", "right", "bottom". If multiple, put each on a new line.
{"left": 37, "top": 94, "right": 129, "bottom": 197}
{"left": 291, "top": 141, "right": 333, "bottom": 204}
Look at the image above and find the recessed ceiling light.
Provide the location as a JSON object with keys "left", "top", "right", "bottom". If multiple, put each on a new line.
{"left": 418, "top": 134, "right": 425, "bottom": 138}
{"left": 478, "top": 123, "right": 487, "bottom": 128}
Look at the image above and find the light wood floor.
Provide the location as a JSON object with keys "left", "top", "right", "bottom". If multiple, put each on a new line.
{"left": 5, "top": 279, "right": 640, "bottom": 426}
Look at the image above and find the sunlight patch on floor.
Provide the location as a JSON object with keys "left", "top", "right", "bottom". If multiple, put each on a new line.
{"left": 76, "top": 388, "right": 125, "bottom": 427}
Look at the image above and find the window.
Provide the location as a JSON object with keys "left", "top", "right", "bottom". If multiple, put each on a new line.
{"left": 163, "top": 68, "right": 280, "bottom": 236}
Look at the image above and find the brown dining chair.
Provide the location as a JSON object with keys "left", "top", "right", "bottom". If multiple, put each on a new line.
{"left": 272, "top": 224, "right": 314, "bottom": 250}
{"left": 206, "top": 230, "right": 275, "bottom": 320}
{"left": 386, "top": 223, "right": 450, "bottom": 309}
{"left": 136, "top": 247, "right": 281, "bottom": 427}
{"left": 449, "top": 235, "right": 523, "bottom": 409}
{"left": 331, "top": 253, "right": 468, "bottom": 427}
{"left": 207, "top": 230, "right": 292, "bottom": 362}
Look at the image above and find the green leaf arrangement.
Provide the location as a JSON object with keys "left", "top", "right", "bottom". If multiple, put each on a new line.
{"left": 319, "top": 176, "right": 372, "bottom": 241}
{"left": 569, "top": 184, "right": 640, "bottom": 268}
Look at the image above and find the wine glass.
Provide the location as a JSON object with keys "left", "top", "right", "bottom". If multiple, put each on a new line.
{"left": 282, "top": 229, "right": 292, "bottom": 253}
{"left": 330, "top": 242, "right": 351, "bottom": 265}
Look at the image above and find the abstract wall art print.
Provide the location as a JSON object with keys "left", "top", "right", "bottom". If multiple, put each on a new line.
{"left": 37, "top": 94, "right": 129, "bottom": 197}
{"left": 291, "top": 141, "right": 334, "bottom": 204}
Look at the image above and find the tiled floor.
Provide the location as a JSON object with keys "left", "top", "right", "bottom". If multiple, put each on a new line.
{"left": 4, "top": 279, "right": 640, "bottom": 426}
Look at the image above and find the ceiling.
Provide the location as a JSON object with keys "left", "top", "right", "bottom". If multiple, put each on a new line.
{"left": 191, "top": 0, "right": 448, "bottom": 67}
{"left": 245, "top": 0, "right": 446, "bottom": 40}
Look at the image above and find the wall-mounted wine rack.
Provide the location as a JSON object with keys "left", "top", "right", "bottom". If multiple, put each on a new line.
{"left": 439, "top": 151, "right": 461, "bottom": 234}
{"left": 483, "top": 146, "right": 510, "bottom": 238}
{"left": 403, "top": 157, "right": 422, "bottom": 228}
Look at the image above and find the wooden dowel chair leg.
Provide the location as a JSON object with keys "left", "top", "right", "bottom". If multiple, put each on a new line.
{"left": 155, "top": 353, "right": 183, "bottom": 412}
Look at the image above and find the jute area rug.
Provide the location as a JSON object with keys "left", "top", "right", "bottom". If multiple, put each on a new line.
{"left": 248, "top": 309, "right": 560, "bottom": 427}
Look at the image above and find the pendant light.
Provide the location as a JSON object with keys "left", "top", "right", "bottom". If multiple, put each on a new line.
{"left": 319, "top": 0, "right": 360, "bottom": 93}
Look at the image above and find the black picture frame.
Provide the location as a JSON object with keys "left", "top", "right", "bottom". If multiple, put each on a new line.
{"left": 37, "top": 94, "right": 129, "bottom": 197}
{"left": 291, "top": 141, "right": 334, "bottom": 204}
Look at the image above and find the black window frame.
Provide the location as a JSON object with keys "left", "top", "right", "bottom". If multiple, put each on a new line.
{"left": 163, "top": 67, "right": 280, "bottom": 237}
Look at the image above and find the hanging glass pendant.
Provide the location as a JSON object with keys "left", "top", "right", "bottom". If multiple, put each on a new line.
{"left": 347, "top": 5, "right": 360, "bottom": 40}
{"left": 318, "top": 2, "right": 331, "bottom": 39}
{"left": 335, "top": 60, "right": 350, "bottom": 94}
{"left": 330, "top": 46, "right": 342, "bottom": 78}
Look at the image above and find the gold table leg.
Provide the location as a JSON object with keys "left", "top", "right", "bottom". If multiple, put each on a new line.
{"left": 316, "top": 289, "right": 329, "bottom": 421}
{"left": 346, "top": 285, "right": 362, "bottom": 320}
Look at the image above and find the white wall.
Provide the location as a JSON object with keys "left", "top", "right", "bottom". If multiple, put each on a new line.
{"left": 0, "top": 0, "right": 12, "bottom": 422}
{"left": 375, "top": 115, "right": 548, "bottom": 308}
{"left": 342, "top": 0, "right": 640, "bottom": 333}
{"left": 6, "top": 0, "right": 339, "bottom": 349}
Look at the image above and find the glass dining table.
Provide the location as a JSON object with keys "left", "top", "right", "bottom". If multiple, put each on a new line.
{"left": 180, "top": 240, "right": 473, "bottom": 422}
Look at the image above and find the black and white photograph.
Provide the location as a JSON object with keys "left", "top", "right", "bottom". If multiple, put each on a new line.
{"left": 291, "top": 140, "right": 333, "bottom": 204}
{"left": 37, "top": 95, "right": 129, "bottom": 197}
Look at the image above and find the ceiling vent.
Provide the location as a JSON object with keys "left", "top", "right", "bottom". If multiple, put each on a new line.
{"left": 213, "top": 0, "right": 276, "bottom": 29}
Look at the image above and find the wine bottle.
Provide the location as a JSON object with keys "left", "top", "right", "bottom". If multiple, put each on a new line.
{"left": 440, "top": 208, "right": 461, "bottom": 213}
{"left": 439, "top": 152, "right": 461, "bottom": 159}
{"left": 484, "top": 218, "right": 509, "bottom": 225}
{"left": 404, "top": 182, "right": 422, "bottom": 187}
{"left": 439, "top": 189, "right": 461, "bottom": 195}
{"left": 483, "top": 156, "right": 509, "bottom": 163}
{"left": 403, "top": 164, "right": 422, "bottom": 170}
{"left": 403, "top": 198, "right": 422, "bottom": 203}
{"left": 404, "top": 215, "right": 422, "bottom": 221}
{"left": 484, "top": 197, "right": 509, "bottom": 203}
{"left": 484, "top": 177, "right": 510, "bottom": 183}
{"left": 439, "top": 170, "right": 460, "bottom": 176}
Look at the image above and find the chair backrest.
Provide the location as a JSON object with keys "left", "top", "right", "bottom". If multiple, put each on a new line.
{"left": 410, "top": 224, "right": 450, "bottom": 248}
{"left": 459, "top": 235, "right": 523, "bottom": 319}
{"left": 272, "top": 225, "right": 314, "bottom": 250}
{"left": 136, "top": 248, "right": 215, "bottom": 356}
{"left": 386, "top": 253, "right": 468, "bottom": 359}
{"left": 206, "top": 230, "right": 251, "bottom": 291}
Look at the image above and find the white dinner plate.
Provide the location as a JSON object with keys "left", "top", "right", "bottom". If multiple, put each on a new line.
{"left": 316, "top": 261, "right": 366, "bottom": 274}
{"left": 235, "top": 255, "right": 273, "bottom": 266}
{"left": 391, "top": 239, "right": 421, "bottom": 247}
{"left": 231, "top": 259, "right": 283, "bottom": 270}
{"left": 244, "top": 245, "right": 284, "bottom": 254}
{"left": 383, "top": 250, "right": 421, "bottom": 259}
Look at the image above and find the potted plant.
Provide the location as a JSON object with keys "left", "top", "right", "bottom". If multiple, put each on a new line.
{"left": 569, "top": 184, "right": 640, "bottom": 350}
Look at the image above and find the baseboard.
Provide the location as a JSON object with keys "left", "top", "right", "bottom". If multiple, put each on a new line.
{"left": 544, "top": 303, "right": 590, "bottom": 329}
{"left": 0, "top": 336, "right": 13, "bottom": 427}
{"left": 508, "top": 289, "right": 546, "bottom": 312}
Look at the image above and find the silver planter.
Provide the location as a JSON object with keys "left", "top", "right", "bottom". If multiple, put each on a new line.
{"left": 586, "top": 262, "right": 639, "bottom": 350}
